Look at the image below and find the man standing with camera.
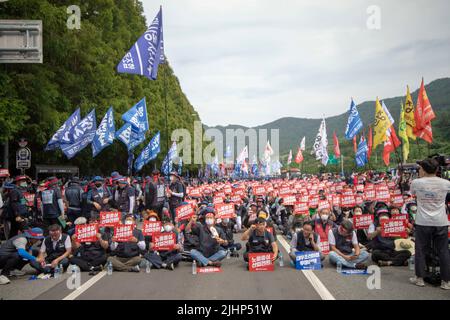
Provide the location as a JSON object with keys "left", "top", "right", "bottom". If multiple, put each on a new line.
{"left": 409, "top": 158, "right": 450, "bottom": 290}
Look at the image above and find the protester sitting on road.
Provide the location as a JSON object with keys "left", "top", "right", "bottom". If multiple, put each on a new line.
{"left": 216, "top": 214, "right": 242, "bottom": 257}
{"left": 186, "top": 212, "right": 228, "bottom": 267}
{"left": 242, "top": 217, "right": 278, "bottom": 264}
{"left": 353, "top": 206, "right": 370, "bottom": 246}
{"left": 367, "top": 210, "right": 411, "bottom": 267}
{"left": 87, "top": 176, "right": 112, "bottom": 222}
{"left": 0, "top": 227, "right": 44, "bottom": 285}
{"left": 289, "top": 221, "right": 324, "bottom": 263}
{"left": 312, "top": 208, "right": 336, "bottom": 255}
{"left": 69, "top": 217, "right": 109, "bottom": 275}
{"left": 144, "top": 217, "right": 183, "bottom": 271}
{"left": 328, "top": 219, "right": 369, "bottom": 270}
{"left": 107, "top": 215, "right": 144, "bottom": 272}
{"left": 32, "top": 224, "right": 72, "bottom": 275}
{"left": 243, "top": 202, "right": 258, "bottom": 229}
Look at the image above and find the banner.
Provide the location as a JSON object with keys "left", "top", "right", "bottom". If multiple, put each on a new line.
{"left": 175, "top": 204, "right": 195, "bottom": 222}
{"left": 253, "top": 186, "right": 266, "bottom": 196}
{"left": 312, "top": 118, "right": 329, "bottom": 166}
{"left": 295, "top": 251, "right": 321, "bottom": 270}
{"left": 248, "top": 253, "right": 274, "bottom": 272}
{"left": 113, "top": 224, "right": 135, "bottom": 242}
{"left": 117, "top": 7, "right": 164, "bottom": 80}
{"left": 341, "top": 195, "right": 356, "bottom": 207}
{"left": 152, "top": 232, "right": 176, "bottom": 251}
{"left": 197, "top": 267, "right": 222, "bottom": 273}
{"left": 92, "top": 107, "right": 115, "bottom": 157}
{"left": 115, "top": 123, "right": 146, "bottom": 151}
{"left": 134, "top": 131, "right": 161, "bottom": 171}
{"left": 214, "top": 203, "right": 235, "bottom": 219}
{"left": 99, "top": 211, "right": 121, "bottom": 227}
{"left": 142, "top": 221, "right": 162, "bottom": 236}
{"left": 381, "top": 219, "right": 408, "bottom": 238}
{"left": 75, "top": 223, "right": 98, "bottom": 243}
{"left": 161, "top": 141, "right": 177, "bottom": 175}
{"left": 353, "top": 214, "right": 374, "bottom": 230}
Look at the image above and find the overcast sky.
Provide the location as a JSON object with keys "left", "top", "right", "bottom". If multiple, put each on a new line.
{"left": 142, "top": 0, "right": 450, "bottom": 127}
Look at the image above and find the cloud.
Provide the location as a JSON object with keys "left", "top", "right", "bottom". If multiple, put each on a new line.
{"left": 142, "top": 0, "right": 450, "bottom": 127}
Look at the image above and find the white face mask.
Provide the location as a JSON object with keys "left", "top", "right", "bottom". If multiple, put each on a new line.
{"left": 216, "top": 218, "right": 222, "bottom": 224}
{"left": 321, "top": 215, "right": 328, "bottom": 221}
{"left": 148, "top": 217, "right": 157, "bottom": 222}
{"left": 295, "top": 228, "right": 301, "bottom": 233}
{"left": 223, "top": 218, "right": 230, "bottom": 224}
{"left": 206, "top": 218, "right": 214, "bottom": 226}
{"left": 124, "top": 220, "right": 133, "bottom": 225}
{"left": 164, "top": 225, "right": 173, "bottom": 232}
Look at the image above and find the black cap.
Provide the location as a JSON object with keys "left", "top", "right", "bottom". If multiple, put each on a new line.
{"left": 255, "top": 217, "right": 266, "bottom": 224}
{"left": 416, "top": 158, "right": 439, "bottom": 174}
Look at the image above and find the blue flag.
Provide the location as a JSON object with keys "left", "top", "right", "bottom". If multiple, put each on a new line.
{"left": 224, "top": 145, "right": 232, "bottom": 158}
{"left": 345, "top": 99, "right": 363, "bottom": 140}
{"left": 355, "top": 136, "right": 369, "bottom": 167}
{"left": 115, "top": 123, "right": 146, "bottom": 151}
{"left": 45, "top": 108, "right": 81, "bottom": 151}
{"left": 60, "top": 109, "right": 97, "bottom": 159}
{"left": 117, "top": 7, "right": 164, "bottom": 80}
{"left": 161, "top": 142, "right": 177, "bottom": 176}
{"left": 92, "top": 107, "right": 115, "bottom": 157}
{"left": 178, "top": 157, "right": 183, "bottom": 176}
{"left": 122, "top": 98, "right": 149, "bottom": 134}
{"left": 134, "top": 131, "right": 161, "bottom": 172}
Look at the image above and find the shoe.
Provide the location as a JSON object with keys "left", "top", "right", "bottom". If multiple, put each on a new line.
{"left": 129, "top": 265, "right": 140, "bottom": 273}
{"left": 0, "top": 275, "right": 11, "bottom": 285}
{"left": 441, "top": 281, "right": 450, "bottom": 290}
{"left": 88, "top": 270, "right": 98, "bottom": 276}
{"left": 166, "top": 263, "right": 175, "bottom": 271}
{"left": 377, "top": 261, "right": 392, "bottom": 267}
{"left": 409, "top": 276, "right": 425, "bottom": 287}
{"left": 161, "top": 263, "right": 167, "bottom": 268}
{"left": 9, "top": 269, "right": 26, "bottom": 277}
{"left": 210, "top": 261, "right": 221, "bottom": 268}
{"left": 355, "top": 263, "right": 367, "bottom": 270}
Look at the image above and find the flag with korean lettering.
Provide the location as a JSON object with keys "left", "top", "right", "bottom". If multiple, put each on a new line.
{"left": 344, "top": 99, "right": 363, "bottom": 140}
{"left": 60, "top": 109, "right": 97, "bottom": 159}
{"left": 92, "top": 107, "right": 115, "bottom": 157}
{"left": 355, "top": 136, "right": 369, "bottom": 168}
{"left": 161, "top": 141, "right": 177, "bottom": 175}
{"left": 117, "top": 7, "right": 164, "bottom": 80}
{"left": 115, "top": 123, "right": 146, "bottom": 151}
{"left": 134, "top": 131, "right": 161, "bottom": 171}
{"left": 45, "top": 108, "right": 81, "bottom": 151}
{"left": 122, "top": 98, "right": 149, "bottom": 134}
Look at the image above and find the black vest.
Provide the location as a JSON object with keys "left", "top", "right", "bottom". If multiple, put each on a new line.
{"left": 116, "top": 187, "right": 131, "bottom": 212}
{"left": 371, "top": 221, "right": 395, "bottom": 251}
{"left": 78, "top": 241, "right": 106, "bottom": 260}
{"left": 332, "top": 228, "right": 354, "bottom": 255}
{"left": 112, "top": 229, "right": 141, "bottom": 258}
{"left": 44, "top": 234, "right": 69, "bottom": 261}
{"left": 296, "top": 232, "right": 319, "bottom": 252}
{"left": 248, "top": 230, "right": 272, "bottom": 253}
{"left": 91, "top": 187, "right": 111, "bottom": 212}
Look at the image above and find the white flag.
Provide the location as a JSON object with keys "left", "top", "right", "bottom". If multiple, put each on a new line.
{"left": 300, "top": 136, "right": 306, "bottom": 151}
{"left": 263, "top": 141, "right": 273, "bottom": 162}
{"left": 313, "top": 118, "right": 329, "bottom": 166}
{"left": 287, "top": 149, "right": 292, "bottom": 165}
{"left": 236, "top": 145, "right": 248, "bottom": 164}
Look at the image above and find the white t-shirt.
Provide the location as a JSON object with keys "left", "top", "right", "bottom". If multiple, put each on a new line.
{"left": 410, "top": 177, "right": 450, "bottom": 227}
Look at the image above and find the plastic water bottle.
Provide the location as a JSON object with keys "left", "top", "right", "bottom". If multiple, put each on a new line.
{"left": 337, "top": 261, "right": 342, "bottom": 273}
{"left": 54, "top": 264, "right": 61, "bottom": 279}
{"left": 69, "top": 264, "right": 76, "bottom": 275}
{"left": 409, "top": 255, "right": 415, "bottom": 271}
{"left": 226, "top": 249, "right": 231, "bottom": 259}
{"left": 278, "top": 251, "right": 284, "bottom": 267}
{"left": 107, "top": 261, "right": 113, "bottom": 275}
{"left": 192, "top": 260, "right": 197, "bottom": 275}
{"left": 145, "top": 260, "right": 151, "bottom": 274}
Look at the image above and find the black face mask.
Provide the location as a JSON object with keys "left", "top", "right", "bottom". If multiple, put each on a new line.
{"left": 95, "top": 184, "right": 102, "bottom": 188}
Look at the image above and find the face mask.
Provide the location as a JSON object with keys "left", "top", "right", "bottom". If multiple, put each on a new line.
{"left": 19, "top": 182, "right": 27, "bottom": 188}
{"left": 95, "top": 184, "right": 102, "bottom": 188}
{"left": 206, "top": 218, "right": 214, "bottom": 226}
{"left": 124, "top": 220, "right": 133, "bottom": 225}
{"left": 216, "top": 218, "right": 222, "bottom": 224}
{"left": 148, "top": 217, "right": 157, "bottom": 222}
{"left": 354, "top": 211, "right": 362, "bottom": 216}
{"left": 164, "top": 225, "right": 173, "bottom": 232}
{"left": 223, "top": 218, "right": 230, "bottom": 224}
{"left": 295, "top": 228, "right": 301, "bottom": 233}
{"left": 321, "top": 215, "right": 328, "bottom": 221}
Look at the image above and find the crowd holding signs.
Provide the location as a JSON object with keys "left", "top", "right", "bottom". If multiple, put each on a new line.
{"left": 0, "top": 163, "right": 449, "bottom": 289}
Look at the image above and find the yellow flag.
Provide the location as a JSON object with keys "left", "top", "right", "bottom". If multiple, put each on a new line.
{"left": 398, "top": 102, "right": 409, "bottom": 161}
{"left": 372, "top": 97, "right": 392, "bottom": 148}
{"left": 404, "top": 85, "right": 416, "bottom": 140}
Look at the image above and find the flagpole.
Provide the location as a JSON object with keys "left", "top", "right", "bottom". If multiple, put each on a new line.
{"left": 164, "top": 63, "right": 169, "bottom": 180}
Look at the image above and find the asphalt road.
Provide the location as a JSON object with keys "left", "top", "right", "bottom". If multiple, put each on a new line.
{"left": 1, "top": 234, "right": 449, "bottom": 300}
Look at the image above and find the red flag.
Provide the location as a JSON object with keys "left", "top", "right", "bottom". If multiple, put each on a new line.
{"left": 382, "top": 126, "right": 401, "bottom": 166}
{"left": 413, "top": 78, "right": 435, "bottom": 143}
{"left": 333, "top": 131, "right": 341, "bottom": 158}
{"left": 367, "top": 126, "right": 373, "bottom": 160}
{"left": 295, "top": 148, "right": 304, "bottom": 164}
{"left": 353, "top": 135, "right": 357, "bottom": 153}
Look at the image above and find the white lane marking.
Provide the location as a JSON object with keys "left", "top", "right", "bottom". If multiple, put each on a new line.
{"left": 62, "top": 271, "right": 106, "bottom": 300}
{"left": 277, "top": 235, "right": 336, "bottom": 300}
